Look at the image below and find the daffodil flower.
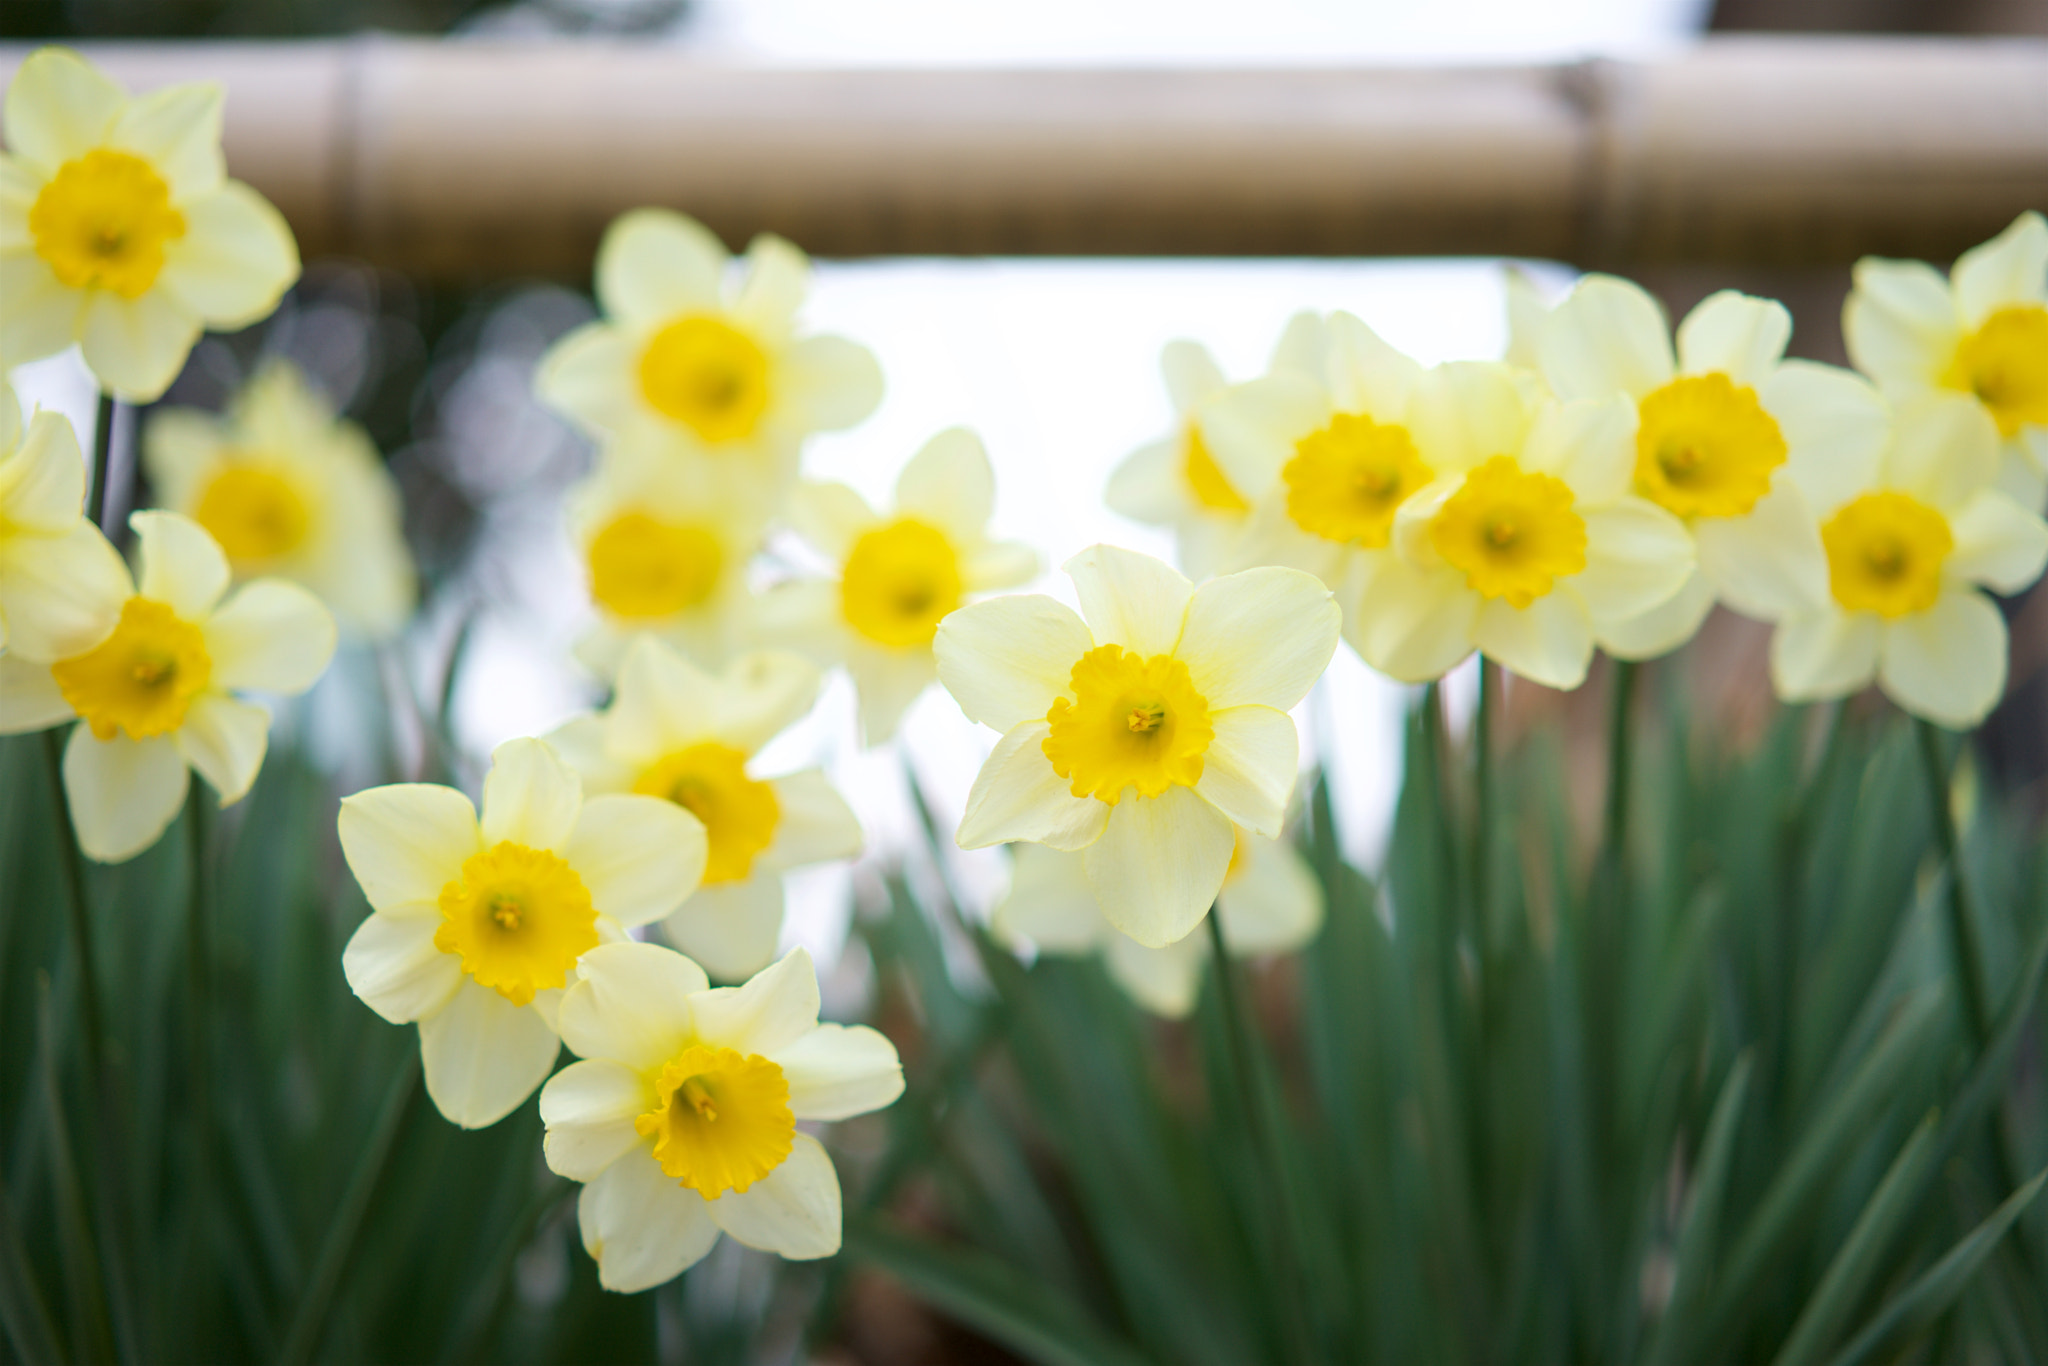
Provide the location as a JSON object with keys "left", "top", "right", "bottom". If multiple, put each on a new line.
{"left": 540, "top": 941, "right": 903, "bottom": 1293}
{"left": 762, "top": 427, "right": 1038, "bottom": 744}
{"left": 1766, "top": 395, "right": 2048, "bottom": 729}
{"left": 546, "top": 639, "right": 861, "bottom": 982}
{"left": 564, "top": 443, "right": 773, "bottom": 681}
{"left": 0, "top": 378, "right": 127, "bottom": 660}
{"left": 0, "top": 510, "right": 334, "bottom": 861}
{"left": 1528, "top": 275, "right": 1890, "bottom": 655}
{"left": 1845, "top": 211, "right": 2048, "bottom": 510}
{"left": 1, "top": 47, "right": 299, "bottom": 402}
{"left": 1349, "top": 361, "right": 1693, "bottom": 690}
{"left": 535, "top": 208, "right": 881, "bottom": 491}
{"left": 144, "top": 360, "right": 416, "bottom": 636}
{"left": 935, "top": 544, "right": 1339, "bottom": 946}
{"left": 993, "top": 828, "right": 1323, "bottom": 1018}
{"left": 338, "top": 737, "right": 709, "bottom": 1128}
{"left": 1105, "top": 340, "right": 1255, "bottom": 578}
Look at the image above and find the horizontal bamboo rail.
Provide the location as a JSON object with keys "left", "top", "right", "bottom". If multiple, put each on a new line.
{"left": 3, "top": 38, "right": 2045, "bottom": 277}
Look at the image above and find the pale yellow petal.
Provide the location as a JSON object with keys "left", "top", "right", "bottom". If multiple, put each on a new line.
{"left": 337, "top": 782, "right": 480, "bottom": 916}
{"left": 1352, "top": 557, "right": 1477, "bottom": 684}
{"left": 1596, "top": 568, "right": 1715, "bottom": 662}
{"left": 1537, "top": 273, "right": 1674, "bottom": 402}
{"left": 1695, "top": 482, "right": 1830, "bottom": 620}
{"left": 1215, "top": 835, "right": 1323, "bottom": 955}
{"left": 3, "top": 48, "right": 126, "bottom": 173}
{"left": 107, "top": 80, "right": 223, "bottom": 201}
{"left": 956, "top": 719, "right": 1111, "bottom": 851}
{"left": 577, "top": 1151, "right": 721, "bottom": 1292}
{"left": 173, "top": 691, "right": 268, "bottom": 804}
{"left": 772, "top": 1024, "right": 904, "bottom": 1122}
{"left": 1175, "top": 565, "right": 1338, "bottom": 712}
{"left": 1325, "top": 310, "right": 1426, "bottom": 418}
{"left": 1877, "top": 589, "right": 2006, "bottom": 729}
{"left": 1064, "top": 544, "right": 1192, "bottom": 657}
{"left": 157, "top": 182, "right": 299, "bottom": 328}
{"left": 63, "top": 728, "right": 187, "bottom": 863}
{"left": 556, "top": 941, "right": 706, "bottom": 1070}
{"left": 341, "top": 910, "right": 462, "bottom": 1025}
{"left": 732, "top": 233, "right": 809, "bottom": 343}
{"left": 661, "top": 875, "right": 784, "bottom": 983}
{"left": 704, "top": 1130, "right": 841, "bottom": 1259}
{"left": 687, "top": 946, "right": 818, "bottom": 1056}
{"left": 0, "top": 252, "right": 84, "bottom": 366}
{"left": 535, "top": 323, "right": 638, "bottom": 436}
{"left": 595, "top": 208, "right": 725, "bottom": 328}
{"left": 133, "top": 509, "right": 229, "bottom": 620}
{"left": 1950, "top": 210, "right": 2048, "bottom": 327}
{"left": 539, "top": 1058, "right": 652, "bottom": 1181}
{"left": 1473, "top": 593, "right": 1595, "bottom": 690}
{"left": 934, "top": 593, "right": 1091, "bottom": 733}
{"left": 1762, "top": 360, "right": 1890, "bottom": 517}
{"left": 0, "top": 653, "right": 74, "bottom": 732}
{"left": 1528, "top": 394, "right": 1634, "bottom": 500}
{"left": 893, "top": 426, "right": 993, "bottom": 539}
{"left": 418, "top": 978, "right": 562, "bottom": 1129}
{"left": 1083, "top": 785, "right": 1234, "bottom": 947}
{"left": 203, "top": 578, "right": 336, "bottom": 695}
{"left": 480, "top": 737, "right": 584, "bottom": 853}
{"left": 1843, "top": 258, "right": 1956, "bottom": 388}
{"left": 1574, "top": 500, "right": 1696, "bottom": 626}
{"left": 762, "top": 771, "right": 862, "bottom": 869}
{"left": 991, "top": 843, "right": 1105, "bottom": 951}
{"left": 1191, "top": 705, "right": 1297, "bottom": 838}
{"left": 1946, "top": 489, "right": 2048, "bottom": 594}
{"left": 1104, "top": 436, "right": 1188, "bottom": 525}
{"left": 1675, "top": 290, "right": 1791, "bottom": 388}
{"left": 566, "top": 793, "right": 707, "bottom": 928}
{"left": 78, "top": 289, "right": 202, "bottom": 404}
{"left": 1198, "top": 372, "right": 1328, "bottom": 499}
{"left": 1884, "top": 394, "right": 2000, "bottom": 509}
{"left": 778, "top": 335, "right": 883, "bottom": 433}
{"left": 0, "top": 520, "right": 128, "bottom": 661}
{"left": 787, "top": 480, "right": 876, "bottom": 564}
{"left": 1770, "top": 609, "right": 1881, "bottom": 703}
{"left": 4, "top": 409, "right": 85, "bottom": 530}
{"left": 1102, "top": 934, "right": 1207, "bottom": 1019}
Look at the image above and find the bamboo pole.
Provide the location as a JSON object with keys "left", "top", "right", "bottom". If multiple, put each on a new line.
{"left": 2, "top": 37, "right": 2043, "bottom": 276}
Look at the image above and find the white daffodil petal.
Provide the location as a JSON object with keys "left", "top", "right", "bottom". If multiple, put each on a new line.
{"left": 5, "top": 48, "right": 126, "bottom": 171}
{"left": 1472, "top": 594, "right": 1595, "bottom": 691}
{"left": 1574, "top": 501, "right": 1697, "bottom": 625}
{"left": 596, "top": 209, "right": 725, "bottom": 327}
{"left": 1103, "top": 934, "right": 1207, "bottom": 1019}
{"left": 1198, "top": 373, "right": 1328, "bottom": 504}
{"left": 894, "top": 427, "right": 993, "bottom": 535}
{"left": 173, "top": 692, "right": 269, "bottom": 804}
{"left": 1843, "top": 259, "right": 1957, "bottom": 387}
{"left": 480, "top": 738, "right": 584, "bottom": 852}
{"left": 1695, "top": 482, "right": 1830, "bottom": 620}
{"left": 1353, "top": 559, "right": 1477, "bottom": 684}
{"left": 1064, "top": 544, "right": 1193, "bottom": 657}
{"left": 704, "top": 1132, "right": 841, "bottom": 1259}
{"left": 63, "top": 729, "right": 188, "bottom": 863}
{"left": 1161, "top": 339, "right": 1226, "bottom": 411}
{"left": 203, "top": 579, "right": 336, "bottom": 695}
{"left": 578, "top": 1151, "right": 722, "bottom": 1293}
{"left": 1104, "top": 436, "right": 1187, "bottom": 524}
{"left": 1216, "top": 837, "right": 1324, "bottom": 955}
{"left": 78, "top": 289, "right": 203, "bottom": 404}
{"left": 157, "top": 183, "right": 298, "bottom": 327}
{"left": 1175, "top": 567, "right": 1339, "bottom": 712}
{"left": 1946, "top": 490, "right": 2048, "bottom": 593}
{"left": 7, "top": 410, "right": 87, "bottom": 529}
{"left": 556, "top": 941, "right": 706, "bottom": 1071}
{"left": 418, "top": 979, "right": 562, "bottom": 1128}
{"left": 1887, "top": 396, "right": 2002, "bottom": 509}
{"left": 1763, "top": 361, "right": 1893, "bottom": 516}
{"left": 0, "top": 521, "right": 129, "bottom": 661}
{"left": 566, "top": 794, "right": 708, "bottom": 929}
{"left": 688, "top": 947, "right": 819, "bottom": 1056}
{"left": 733, "top": 234, "right": 809, "bottom": 341}
{"left": 962, "top": 540, "right": 1039, "bottom": 592}
{"left": 763, "top": 771, "right": 862, "bottom": 869}
{"left": 337, "top": 784, "right": 481, "bottom": 915}
{"left": 610, "top": 634, "right": 719, "bottom": 756}
{"left": 787, "top": 481, "right": 876, "bottom": 564}
{"left": 1879, "top": 591, "right": 2007, "bottom": 729}
{"left": 1192, "top": 705, "right": 1297, "bottom": 839}
{"left": 1503, "top": 266, "right": 1553, "bottom": 368}
{"left": 539, "top": 1058, "right": 653, "bottom": 1182}
{"left": 341, "top": 911, "right": 462, "bottom": 1025}
{"left": 774, "top": 1024, "right": 905, "bottom": 1122}
{"left": 542, "top": 714, "right": 635, "bottom": 794}
{"left": 1539, "top": 274, "right": 1674, "bottom": 402}
{"left": 1951, "top": 211, "right": 2048, "bottom": 327}
{"left": 1997, "top": 438, "right": 2048, "bottom": 512}
{"left": 711, "top": 650, "right": 826, "bottom": 754}
{"left": 779, "top": 335, "right": 885, "bottom": 433}
{"left": 1597, "top": 569, "right": 1716, "bottom": 662}
{"left": 991, "top": 844, "right": 1105, "bottom": 951}
{"left": 1411, "top": 362, "right": 1536, "bottom": 476}
{"left": 1531, "top": 395, "right": 1635, "bottom": 501}
{"left": 108, "top": 80, "right": 223, "bottom": 199}
{"left": 0, "top": 655, "right": 74, "bottom": 733}
{"left": 1771, "top": 610, "right": 1881, "bottom": 702}
{"left": 662, "top": 876, "right": 786, "bottom": 984}
{"left": 849, "top": 645, "right": 937, "bottom": 746}
{"left": 956, "top": 720, "right": 1111, "bottom": 851}
{"left": 1083, "top": 785, "right": 1234, "bottom": 948}
{"left": 133, "top": 510, "right": 229, "bottom": 620}
{"left": 1676, "top": 291, "right": 1791, "bottom": 387}
{"left": 1325, "top": 311, "right": 1426, "bottom": 417}
{"left": 934, "top": 594, "right": 1093, "bottom": 732}
{"left": 535, "top": 324, "right": 637, "bottom": 435}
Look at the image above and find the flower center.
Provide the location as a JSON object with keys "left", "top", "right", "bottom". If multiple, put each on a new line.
{"left": 192, "top": 462, "right": 311, "bottom": 566}
{"left": 1042, "top": 644, "right": 1213, "bottom": 804}
{"left": 1944, "top": 304, "right": 2048, "bottom": 438}
{"left": 839, "top": 517, "right": 964, "bottom": 649}
{"left": 1820, "top": 490, "right": 1952, "bottom": 619}
{"left": 632, "top": 742, "right": 780, "bottom": 885}
{"left": 1632, "top": 372, "right": 1788, "bottom": 520}
{"left": 52, "top": 597, "right": 213, "bottom": 741}
{"left": 28, "top": 149, "right": 187, "bottom": 299}
{"left": 1428, "top": 455, "right": 1587, "bottom": 609}
{"left": 634, "top": 1044, "right": 794, "bottom": 1197}
{"left": 1183, "top": 424, "right": 1248, "bottom": 513}
{"left": 1283, "top": 413, "right": 1432, "bottom": 547}
{"left": 636, "top": 315, "right": 771, "bottom": 443}
{"left": 586, "top": 511, "right": 724, "bottom": 620}
{"left": 433, "top": 842, "right": 598, "bottom": 1006}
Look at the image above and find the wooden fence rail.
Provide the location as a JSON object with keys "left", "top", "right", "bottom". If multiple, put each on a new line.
{"left": 3, "top": 37, "right": 2045, "bottom": 277}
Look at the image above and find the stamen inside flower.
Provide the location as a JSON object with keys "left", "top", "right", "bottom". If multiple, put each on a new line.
{"left": 586, "top": 512, "right": 723, "bottom": 620}
{"left": 1821, "top": 490, "right": 1952, "bottom": 619}
{"left": 632, "top": 743, "right": 780, "bottom": 885}
{"left": 1183, "top": 424, "right": 1248, "bottom": 513}
{"left": 28, "top": 149, "right": 187, "bottom": 298}
{"left": 1944, "top": 305, "right": 2048, "bottom": 438}
{"left": 635, "top": 1044, "right": 794, "bottom": 1196}
{"left": 193, "top": 463, "right": 311, "bottom": 567}
{"left": 434, "top": 842, "right": 598, "bottom": 1005}
{"left": 1282, "top": 413, "right": 1432, "bottom": 547}
{"left": 1428, "top": 455, "right": 1587, "bottom": 609}
{"left": 839, "top": 518, "right": 963, "bottom": 649}
{"left": 1633, "top": 372, "right": 1788, "bottom": 519}
{"left": 637, "top": 315, "right": 771, "bottom": 443}
{"left": 52, "top": 597, "right": 212, "bottom": 741}
{"left": 1042, "top": 644, "right": 1213, "bottom": 804}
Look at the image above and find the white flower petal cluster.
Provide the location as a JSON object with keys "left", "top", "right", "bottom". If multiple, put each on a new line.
{"left": 0, "top": 510, "right": 335, "bottom": 861}
{"left": 144, "top": 360, "right": 415, "bottom": 636}
{"left": 1, "top": 47, "right": 299, "bottom": 402}
{"left": 1105, "top": 340, "right": 1255, "bottom": 578}
{"left": 0, "top": 378, "right": 126, "bottom": 660}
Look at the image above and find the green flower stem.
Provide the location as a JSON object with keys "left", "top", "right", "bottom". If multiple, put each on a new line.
{"left": 1473, "top": 658, "right": 1496, "bottom": 952}
{"left": 41, "top": 730, "right": 107, "bottom": 1089}
{"left": 1915, "top": 720, "right": 1992, "bottom": 1048}
{"left": 182, "top": 786, "right": 218, "bottom": 1350}
{"left": 87, "top": 394, "right": 116, "bottom": 535}
{"left": 1602, "top": 659, "right": 1638, "bottom": 870}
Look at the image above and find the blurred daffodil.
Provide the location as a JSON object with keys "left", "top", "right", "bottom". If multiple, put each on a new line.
{"left": 993, "top": 828, "right": 1322, "bottom": 1018}
{"left": 338, "top": 737, "right": 708, "bottom": 1128}
{"left": 144, "top": 361, "right": 415, "bottom": 637}
{"left": 1352, "top": 362, "right": 1693, "bottom": 690}
{"left": 1527, "top": 275, "right": 1890, "bottom": 654}
{"left": 0, "top": 510, "right": 333, "bottom": 861}
{"left": 565, "top": 444, "right": 771, "bottom": 681}
{"left": 1, "top": 47, "right": 299, "bottom": 402}
{"left": 1767, "top": 395, "right": 2048, "bottom": 729}
{"left": 936, "top": 544, "right": 1338, "bottom": 947}
{"left": 540, "top": 942, "right": 903, "bottom": 1293}
{"left": 547, "top": 639, "right": 860, "bottom": 982}
{"left": 763, "top": 427, "right": 1037, "bottom": 743}
{"left": 536, "top": 209, "right": 881, "bottom": 491}
{"left": 1105, "top": 340, "right": 1254, "bottom": 578}
{"left": 1845, "top": 212, "right": 2048, "bottom": 509}
{"left": 0, "top": 378, "right": 127, "bottom": 659}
